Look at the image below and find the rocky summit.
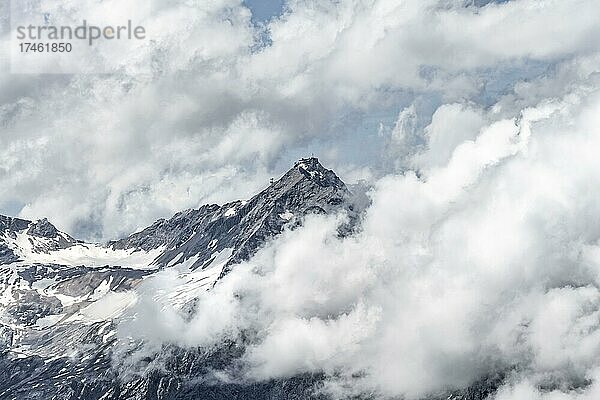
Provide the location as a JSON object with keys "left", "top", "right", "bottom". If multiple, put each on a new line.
{"left": 0, "top": 158, "right": 501, "bottom": 400}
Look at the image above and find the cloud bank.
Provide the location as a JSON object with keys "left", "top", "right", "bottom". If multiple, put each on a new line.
{"left": 3, "top": 1, "right": 600, "bottom": 398}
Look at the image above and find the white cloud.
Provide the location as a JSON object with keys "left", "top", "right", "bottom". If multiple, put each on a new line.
{"left": 412, "top": 103, "right": 487, "bottom": 169}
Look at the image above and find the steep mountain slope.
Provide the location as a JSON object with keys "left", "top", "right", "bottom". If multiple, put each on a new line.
{"left": 0, "top": 158, "right": 360, "bottom": 399}
{"left": 0, "top": 216, "right": 77, "bottom": 265}
{"left": 110, "top": 157, "right": 354, "bottom": 274}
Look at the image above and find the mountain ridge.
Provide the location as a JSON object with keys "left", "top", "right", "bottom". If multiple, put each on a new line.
{"left": 0, "top": 157, "right": 363, "bottom": 399}
{"left": 1, "top": 157, "right": 352, "bottom": 268}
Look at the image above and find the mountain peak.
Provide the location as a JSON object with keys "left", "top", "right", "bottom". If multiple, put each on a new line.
{"left": 110, "top": 157, "right": 352, "bottom": 273}
{"left": 0, "top": 215, "right": 31, "bottom": 233}
{"left": 27, "top": 218, "right": 60, "bottom": 239}
{"left": 0, "top": 158, "right": 362, "bottom": 399}
{"left": 295, "top": 156, "right": 321, "bottom": 169}
{"left": 0, "top": 215, "right": 68, "bottom": 240}
{"left": 295, "top": 157, "right": 329, "bottom": 180}
{"left": 271, "top": 156, "right": 346, "bottom": 191}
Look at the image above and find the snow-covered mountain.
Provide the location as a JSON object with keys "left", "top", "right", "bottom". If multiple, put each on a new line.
{"left": 0, "top": 158, "right": 497, "bottom": 399}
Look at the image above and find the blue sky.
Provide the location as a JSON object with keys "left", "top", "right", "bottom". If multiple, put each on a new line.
{"left": 244, "top": 0, "right": 285, "bottom": 22}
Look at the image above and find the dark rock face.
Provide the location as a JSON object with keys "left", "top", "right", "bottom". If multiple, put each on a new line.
{"left": 6, "top": 289, "right": 63, "bottom": 326}
{"left": 0, "top": 215, "right": 30, "bottom": 264}
{"left": 0, "top": 245, "right": 19, "bottom": 266}
{"left": 0, "top": 215, "right": 30, "bottom": 232}
{"left": 0, "top": 349, "right": 328, "bottom": 400}
{"left": 48, "top": 267, "right": 150, "bottom": 297}
{"left": 27, "top": 218, "right": 59, "bottom": 238}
